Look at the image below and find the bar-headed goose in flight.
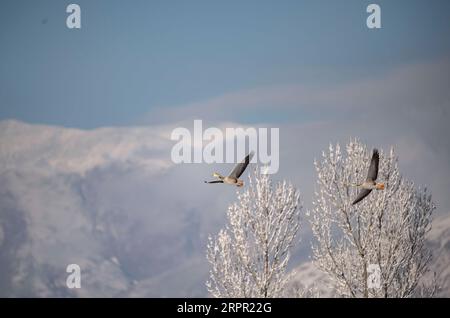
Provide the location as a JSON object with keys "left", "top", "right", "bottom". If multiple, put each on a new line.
{"left": 351, "top": 149, "right": 385, "bottom": 205}
{"left": 204, "top": 151, "right": 254, "bottom": 187}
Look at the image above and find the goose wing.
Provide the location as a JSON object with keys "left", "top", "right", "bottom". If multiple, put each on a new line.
{"left": 229, "top": 151, "right": 254, "bottom": 179}
{"left": 366, "top": 149, "right": 379, "bottom": 182}
{"left": 352, "top": 189, "right": 372, "bottom": 205}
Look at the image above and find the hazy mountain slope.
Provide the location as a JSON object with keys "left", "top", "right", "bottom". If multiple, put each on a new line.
{"left": 427, "top": 214, "right": 450, "bottom": 296}
{"left": 0, "top": 119, "right": 448, "bottom": 297}
{"left": 0, "top": 120, "right": 228, "bottom": 297}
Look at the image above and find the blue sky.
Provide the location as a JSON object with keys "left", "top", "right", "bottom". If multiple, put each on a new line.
{"left": 1, "top": 0, "right": 449, "bottom": 128}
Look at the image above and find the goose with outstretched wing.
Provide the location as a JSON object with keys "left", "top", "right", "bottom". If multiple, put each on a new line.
{"left": 351, "top": 149, "right": 385, "bottom": 205}
{"left": 204, "top": 152, "right": 254, "bottom": 187}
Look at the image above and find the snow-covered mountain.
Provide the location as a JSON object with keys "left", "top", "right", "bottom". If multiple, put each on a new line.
{"left": 0, "top": 119, "right": 232, "bottom": 297}
{"left": 0, "top": 119, "right": 449, "bottom": 297}
{"left": 427, "top": 214, "right": 450, "bottom": 296}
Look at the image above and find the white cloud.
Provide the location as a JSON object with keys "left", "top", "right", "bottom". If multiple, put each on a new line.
{"left": 146, "top": 57, "right": 450, "bottom": 124}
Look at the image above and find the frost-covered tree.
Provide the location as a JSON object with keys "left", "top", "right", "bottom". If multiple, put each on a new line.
{"left": 206, "top": 169, "right": 301, "bottom": 298}
{"left": 309, "top": 140, "right": 436, "bottom": 298}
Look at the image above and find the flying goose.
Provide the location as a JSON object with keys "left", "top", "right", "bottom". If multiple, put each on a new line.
{"left": 351, "top": 149, "right": 385, "bottom": 205}
{"left": 204, "top": 152, "right": 254, "bottom": 187}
